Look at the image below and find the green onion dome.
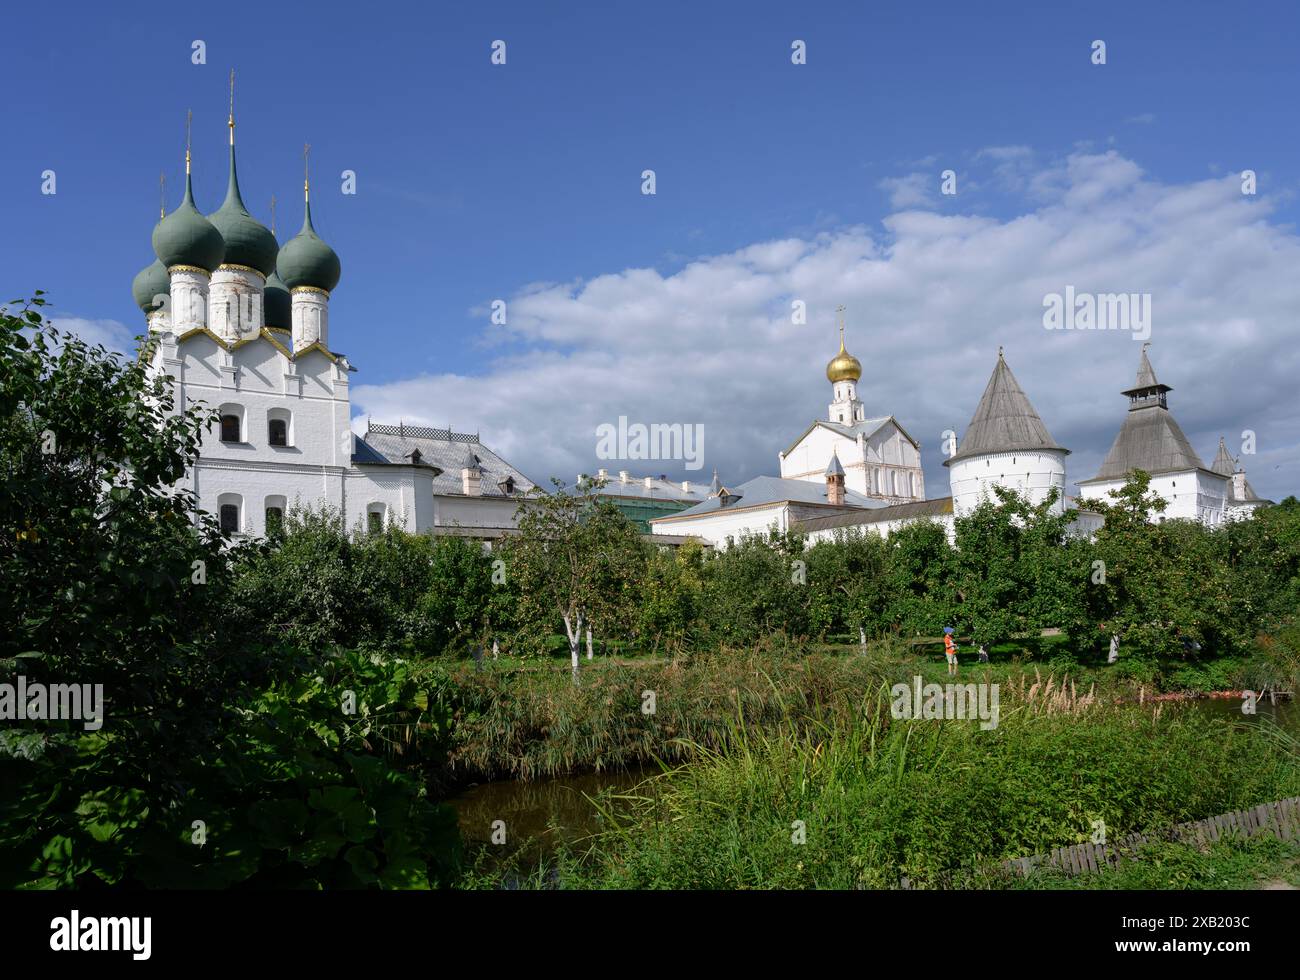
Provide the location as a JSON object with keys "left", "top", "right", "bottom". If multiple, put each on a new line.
{"left": 276, "top": 195, "right": 341, "bottom": 293}
{"left": 207, "top": 143, "right": 278, "bottom": 277}
{"left": 264, "top": 269, "right": 292, "bottom": 328}
{"left": 131, "top": 258, "right": 171, "bottom": 314}
{"left": 153, "top": 170, "right": 225, "bottom": 273}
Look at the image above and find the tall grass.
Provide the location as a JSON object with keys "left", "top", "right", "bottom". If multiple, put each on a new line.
{"left": 445, "top": 639, "right": 887, "bottom": 782}
{"left": 549, "top": 699, "right": 1300, "bottom": 889}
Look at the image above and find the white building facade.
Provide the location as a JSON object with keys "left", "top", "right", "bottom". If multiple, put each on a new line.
{"left": 134, "top": 110, "right": 533, "bottom": 539}
{"left": 1075, "top": 347, "right": 1269, "bottom": 524}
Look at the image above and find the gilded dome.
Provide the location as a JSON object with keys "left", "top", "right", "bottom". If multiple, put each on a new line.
{"left": 826, "top": 336, "right": 862, "bottom": 383}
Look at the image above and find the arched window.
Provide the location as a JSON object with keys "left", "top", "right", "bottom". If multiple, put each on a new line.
{"left": 366, "top": 502, "right": 386, "bottom": 534}
{"left": 267, "top": 408, "right": 292, "bottom": 448}
{"left": 217, "top": 492, "right": 243, "bottom": 535}
{"left": 218, "top": 404, "right": 244, "bottom": 444}
{"left": 264, "top": 495, "right": 287, "bottom": 536}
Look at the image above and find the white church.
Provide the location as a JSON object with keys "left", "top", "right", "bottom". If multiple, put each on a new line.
{"left": 651, "top": 323, "right": 1269, "bottom": 548}
{"left": 133, "top": 105, "right": 534, "bottom": 539}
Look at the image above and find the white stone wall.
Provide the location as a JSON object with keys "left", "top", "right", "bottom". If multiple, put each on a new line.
{"left": 434, "top": 494, "right": 523, "bottom": 530}
{"left": 950, "top": 450, "right": 1067, "bottom": 517}
{"left": 651, "top": 503, "right": 790, "bottom": 549}
{"left": 168, "top": 268, "right": 210, "bottom": 332}
{"left": 804, "top": 512, "right": 956, "bottom": 546}
{"left": 344, "top": 466, "right": 425, "bottom": 533}
{"left": 196, "top": 459, "right": 344, "bottom": 536}
{"left": 780, "top": 421, "right": 924, "bottom": 501}
{"left": 1077, "top": 469, "right": 1230, "bottom": 525}
{"left": 209, "top": 266, "right": 265, "bottom": 343}
{"left": 152, "top": 329, "right": 536, "bottom": 540}
{"left": 292, "top": 289, "right": 329, "bottom": 351}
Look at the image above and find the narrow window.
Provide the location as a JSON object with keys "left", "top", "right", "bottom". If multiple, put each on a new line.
{"left": 220, "top": 504, "right": 239, "bottom": 534}
{"left": 367, "top": 511, "right": 383, "bottom": 534}
{"left": 268, "top": 418, "right": 287, "bottom": 447}
{"left": 220, "top": 415, "right": 241, "bottom": 443}
{"left": 265, "top": 506, "right": 284, "bottom": 534}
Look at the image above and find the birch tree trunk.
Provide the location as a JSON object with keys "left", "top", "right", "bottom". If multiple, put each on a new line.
{"left": 563, "top": 612, "right": 583, "bottom": 685}
{"left": 586, "top": 625, "right": 593, "bottom": 660}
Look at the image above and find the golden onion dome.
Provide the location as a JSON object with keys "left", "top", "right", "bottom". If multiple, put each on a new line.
{"left": 826, "top": 337, "right": 862, "bottom": 383}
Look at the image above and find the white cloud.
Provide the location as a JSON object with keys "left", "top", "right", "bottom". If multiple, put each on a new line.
{"left": 47, "top": 316, "right": 137, "bottom": 355}
{"left": 877, "top": 172, "right": 935, "bottom": 210}
{"left": 352, "top": 149, "right": 1300, "bottom": 503}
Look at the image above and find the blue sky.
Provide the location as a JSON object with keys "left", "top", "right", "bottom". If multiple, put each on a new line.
{"left": 5, "top": 0, "right": 1299, "bottom": 499}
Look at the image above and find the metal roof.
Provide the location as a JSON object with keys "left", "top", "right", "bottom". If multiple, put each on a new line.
{"left": 656, "top": 474, "right": 888, "bottom": 520}
{"left": 564, "top": 472, "right": 709, "bottom": 503}
{"left": 355, "top": 423, "right": 535, "bottom": 498}
{"left": 945, "top": 354, "right": 1067, "bottom": 465}
{"left": 781, "top": 416, "right": 919, "bottom": 459}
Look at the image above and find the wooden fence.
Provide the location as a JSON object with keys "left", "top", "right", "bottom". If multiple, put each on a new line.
{"left": 899, "top": 795, "right": 1300, "bottom": 887}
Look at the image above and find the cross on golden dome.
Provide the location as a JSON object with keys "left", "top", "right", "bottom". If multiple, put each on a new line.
{"left": 826, "top": 305, "right": 862, "bottom": 383}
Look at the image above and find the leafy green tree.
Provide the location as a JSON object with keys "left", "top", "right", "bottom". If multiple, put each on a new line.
{"left": 507, "top": 478, "right": 647, "bottom": 682}
{"left": 635, "top": 539, "right": 704, "bottom": 654}
{"left": 420, "top": 534, "right": 497, "bottom": 655}
{"left": 0, "top": 298, "right": 462, "bottom": 888}
{"left": 951, "top": 486, "right": 1085, "bottom": 645}
{"left": 882, "top": 519, "right": 957, "bottom": 636}
{"left": 0, "top": 296, "right": 256, "bottom": 793}
{"left": 1078, "top": 471, "right": 1232, "bottom": 662}
{"left": 804, "top": 529, "right": 890, "bottom": 640}
{"left": 697, "top": 534, "right": 810, "bottom": 645}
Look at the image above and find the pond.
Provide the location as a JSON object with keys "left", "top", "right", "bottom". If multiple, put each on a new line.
{"left": 447, "top": 765, "right": 654, "bottom": 867}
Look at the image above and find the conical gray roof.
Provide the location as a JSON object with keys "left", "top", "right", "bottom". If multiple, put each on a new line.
{"left": 1122, "top": 345, "right": 1172, "bottom": 396}
{"left": 945, "top": 353, "right": 1066, "bottom": 466}
{"left": 1210, "top": 438, "right": 1236, "bottom": 476}
{"left": 825, "top": 453, "right": 845, "bottom": 477}
{"left": 1083, "top": 348, "right": 1206, "bottom": 482}
{"left": 1086, "top": 409, "right": 1205, "bottom": 481}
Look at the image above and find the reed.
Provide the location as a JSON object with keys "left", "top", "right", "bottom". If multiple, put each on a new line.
{"left": 546, "top": 699, "right": 1300, "bottom": 889}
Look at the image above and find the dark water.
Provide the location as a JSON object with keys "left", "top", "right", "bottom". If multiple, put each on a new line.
{"left": 448, "top": 766, "right": 654, "bottom": 864}
{"left": 1182, "top": 694, "right": 1297, "bottom": 727}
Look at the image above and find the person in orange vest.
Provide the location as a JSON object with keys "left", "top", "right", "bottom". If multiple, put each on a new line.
{"left": 943, "top": 627, "right": 959, "bottom": 676}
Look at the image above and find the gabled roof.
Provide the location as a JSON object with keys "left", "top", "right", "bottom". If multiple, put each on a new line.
{"left": 170, "top": 327, "right": 338, "bottom": 363}
{"left": 356, "top": 422, "right": 535, "bottom": 498}
{"left": 945, "top": 353, "right": 1067, "bottom": 466}
{"left": 781, "top": 416, "right": 919, "bottom": 459}
{"left": 652, "top": 474, "right": 888, "bottom": 522}
{"left": 1079, "top": 406, "right": 1208, "bottom": 482}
